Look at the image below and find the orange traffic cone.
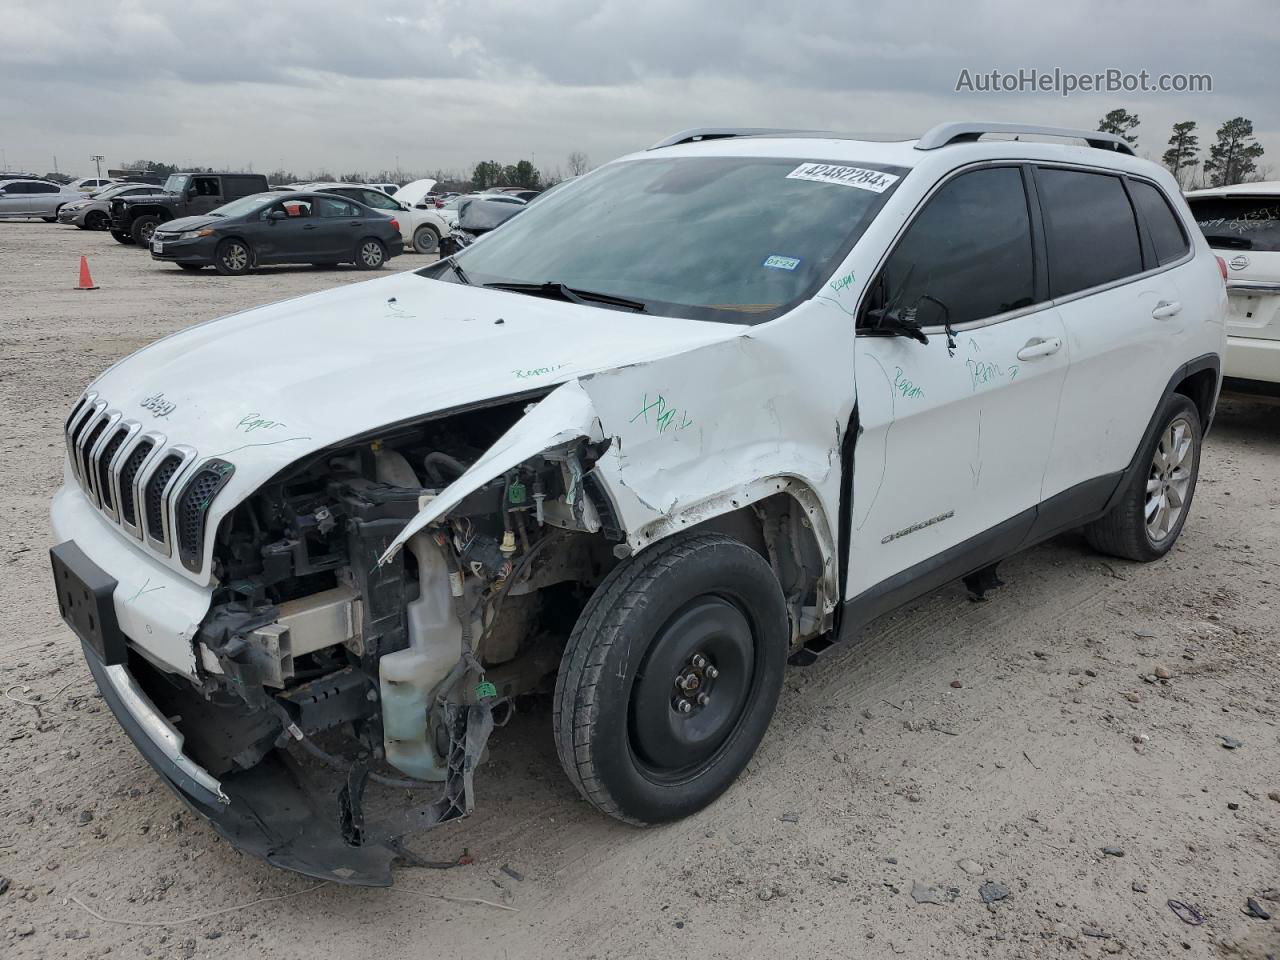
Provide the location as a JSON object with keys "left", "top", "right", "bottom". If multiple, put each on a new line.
{"left": 75, "top": 256, "right": 99, "bottom": 291}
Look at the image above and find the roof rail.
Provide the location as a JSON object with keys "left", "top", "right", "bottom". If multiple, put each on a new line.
{"left": 647, "top": 127, "right": 830, "bottom": 150}
{"left": 915, "top": 122, "right": 1136, "bottom": 156}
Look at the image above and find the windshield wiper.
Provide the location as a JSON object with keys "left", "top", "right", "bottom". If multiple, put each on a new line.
{"left": 483, "top": 281, "right": 646, "bottom": 312}
{"left": 444, "top": 257, "right": 471, "bottom": 285}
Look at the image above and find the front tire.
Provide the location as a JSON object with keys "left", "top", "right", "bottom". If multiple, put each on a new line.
{"left": 85, "top": 211, "right": 108, "bottom": 231}
{"left": 355, "top": 237, "right": 386, "bottom": 270}
{"left": 1085, "top": 393, "right": 1201, "bottom": 561}
{"left": 130, "top": 215, "right": 159, "bottom": 245}
{"left": 413, "top": 225, "right": 440, "bottom": 254}
{"left": 553, "top": 532, "right": 788, "bottom": 824}
{"left": 110, "top": 229, "right": 134, "bottom": 245}
{"left": 213, "top": 239, "right": 251, "bottom": 276}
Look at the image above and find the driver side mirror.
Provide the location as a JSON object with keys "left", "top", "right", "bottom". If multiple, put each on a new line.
{"left": 267, "top": 209, "right": 287, "bottom": 221}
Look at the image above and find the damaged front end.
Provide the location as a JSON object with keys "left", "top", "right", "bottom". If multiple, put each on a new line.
{"left": 74, "top": 386, "right": 616, "bottom": 885}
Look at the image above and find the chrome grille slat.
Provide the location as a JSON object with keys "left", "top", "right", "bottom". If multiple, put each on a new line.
{"left": 63, "top": 392, "right": 207, "bottom": 572}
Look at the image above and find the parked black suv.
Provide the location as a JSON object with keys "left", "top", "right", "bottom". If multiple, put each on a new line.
{"left": 109, "top": 173, "right": 270, "bottom": 245}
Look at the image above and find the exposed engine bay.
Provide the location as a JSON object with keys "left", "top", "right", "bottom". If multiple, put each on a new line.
{"left": 125, "top": 396, "right": 626, "bottom": 883}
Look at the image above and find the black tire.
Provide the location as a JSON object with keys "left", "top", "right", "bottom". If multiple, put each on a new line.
{"left": 130, "top": 215, "right": 159, "bottom": 245}
{"left": 213, "top": 238, "right": 251, "bottom": 276}
{"left": 1085, "top": 393, "right": 1202, "bottom": 562}
{"left": 413, "top": 225, "right": 440, "bottom": 254}
{"left": 177, "top": 263, "right": 204, "bottom": 271}
{"left": 553, "top": 531, "right": 788, "bottom": 825}
{"left": 110, "top": 229, "right": 134, "bottom": 245}
{"left": 354, "top": 237, "right": 386, "bottom": 270}
{"left": 85, "top": 211, "right": 108, "bottom": 231}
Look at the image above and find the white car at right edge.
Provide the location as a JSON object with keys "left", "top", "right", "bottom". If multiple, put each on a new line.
{"left": 1186, "top": 182, "right": 1280, "bottom": 394}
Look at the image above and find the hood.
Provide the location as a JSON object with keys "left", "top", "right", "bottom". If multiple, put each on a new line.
{"left": 87, "top": 271, "right": 746, "bottom": 549}
{"left": 393, "top": 178, "right": 438, "bottom": 207}
{"left": 157, "top": 214, "right": 220, "bottom": 233}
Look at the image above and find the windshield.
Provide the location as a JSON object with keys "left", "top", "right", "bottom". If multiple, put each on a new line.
{"left": 207, "top": 193, "right": 277, "bottom": 218}
{"left": 163, "top": 174, "right": 190, "bottom": 194}
{"left": 1188, "top": 196, "right": 1280, "bottom": 252}
{"left": 93, "top": 183, "right": 138, "bottom": 199}
{"left": 423, "top": 155, "right": 905, "bottom": 324}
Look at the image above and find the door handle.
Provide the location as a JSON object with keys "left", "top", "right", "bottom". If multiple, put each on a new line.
{"left": 1016, "top": 337, "right": 1062, "bottom": 361}
{"left": 1151, "top": 300, "right": 1182, "bottom": 320}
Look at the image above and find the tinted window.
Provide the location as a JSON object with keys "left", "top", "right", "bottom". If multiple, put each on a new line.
{"left": 1129, "top": 180, "right": 1189, "bottom": 265}
{"left": 32, "top": 182, "right": 58, "bottom": 194}
{"left": 316, "top": 196, "right": 359, "bottom": 217}
{"left": 869, "top": 166, "right": 1035, "bottom": 327}
{"left": 356, "top": 189, "right": 399, "bottom": 210}
{"left": 1037, "top": 168, "right": 1143, "bottom": 297}
{"left": 192, "top": 177, "right": 221, "bottom": 197}
{"left": 1187, "top": 196, "right": 1280, "bottom": 253}
{"left": 3, "top": 182, "right": 29, "bottom": 194}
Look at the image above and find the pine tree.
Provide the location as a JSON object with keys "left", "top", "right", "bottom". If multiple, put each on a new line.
{"left": 1098, "top": 109, "right": 1140, "bottom": 147}
{"left": 1204, "top": 118, "right": 1266, "bottom": 186}
{"left": 1162, "top": 122, "right": 1199, "bottom": 186}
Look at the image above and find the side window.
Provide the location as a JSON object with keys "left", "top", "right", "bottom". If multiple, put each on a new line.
{"left": 316, "top": 196, "right": 359, "bottom": 218}
{"left": 1129, "top": 180, "right": 1190, "bottom": 265}
{"left": 865, "top": 166, "right": 1035, "bottom": 328}
{"left": 359, "top": 189, "right": 398, "bottom": 210}
{"left": 3, "top": 182, "right": 29, "bottom": 194}
{"left": 192, "top": 176, "right": 221, "bottom": 198}
{"left": 1036, "top": 168, "right": 1143, "bottom": 298}
{"left": 33, "top": 182, "right": 58, "bottom": 194}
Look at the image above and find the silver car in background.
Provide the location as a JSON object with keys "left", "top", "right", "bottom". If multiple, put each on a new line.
{"left": 57, "top": 182, "right": 165, "bottom": 230}
{"left": 0, "top": 179, "right": 88, "bottom": 221}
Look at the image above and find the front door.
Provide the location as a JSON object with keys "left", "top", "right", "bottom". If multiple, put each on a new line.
{"left": 255, "top": 198, "right": 323, "bottom": 263}
{"left": 847, "top": 164, "right": 1069, "bottom": 615}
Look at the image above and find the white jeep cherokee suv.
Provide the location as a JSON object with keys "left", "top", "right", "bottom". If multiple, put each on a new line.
{"left": 1185, "top": 181, "right": 1280, "bottom": 393}
{"left": 50, "top": 122, "right": 1226, "bottom": 885}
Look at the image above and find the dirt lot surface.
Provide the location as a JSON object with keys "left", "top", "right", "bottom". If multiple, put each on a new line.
{"left": 1, "top": 221, "right": 1277, "bottom": 960}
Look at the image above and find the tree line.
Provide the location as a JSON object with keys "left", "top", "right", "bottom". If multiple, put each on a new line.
{"left": 117, "top": 150, "right": 592, "bottom": 193}
{"left": 1096, "top": 109, "right": 1268, "bottom": 189}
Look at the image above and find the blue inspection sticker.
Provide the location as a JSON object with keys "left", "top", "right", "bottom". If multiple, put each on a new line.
{"left": 763, "top": 255, "right": 801, "bottom": 271}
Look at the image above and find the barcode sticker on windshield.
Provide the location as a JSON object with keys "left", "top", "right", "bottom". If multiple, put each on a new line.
{"left": 786, "top": 163, "right": 900, "bottom": 193}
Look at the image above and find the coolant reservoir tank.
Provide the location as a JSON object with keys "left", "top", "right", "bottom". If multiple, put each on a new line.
{"left": 380, "top": 533, "right": 461, "bottom": 779}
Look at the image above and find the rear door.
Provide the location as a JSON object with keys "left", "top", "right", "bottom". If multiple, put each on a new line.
{"left": 1037, "top": 167, "right": 1191, "bottom": 507}
{"left": 1186, "top": 193, "right": 1280, "bottom": 380}
{"left": 313, "top": 195, "right": 364, "bottom": 259}
{"left": 848, "top": 164, "right": 1070, "bottom": 609}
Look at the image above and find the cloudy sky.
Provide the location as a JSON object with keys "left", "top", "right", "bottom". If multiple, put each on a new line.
{"left": 2, "top": 0, "right": 1277, "bottom": 181}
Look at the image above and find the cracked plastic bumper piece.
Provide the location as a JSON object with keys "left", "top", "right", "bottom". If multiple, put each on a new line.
{"left": 84, "top": 640, "right": 494, "bottom": 885}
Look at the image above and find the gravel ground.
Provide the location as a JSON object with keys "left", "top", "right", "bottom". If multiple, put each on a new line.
{"left": 1, "top": 221, "right": 1277, "bottom": 960}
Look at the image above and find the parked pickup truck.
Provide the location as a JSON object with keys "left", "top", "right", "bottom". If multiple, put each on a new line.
{"left": 109, "top": 173, "right": 270, "bottom": 245}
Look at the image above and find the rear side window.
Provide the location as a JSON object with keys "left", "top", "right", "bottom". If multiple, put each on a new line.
{"left": 1187, "top": 196, "right": 1280, "bottom": 253}
{"left": 868, "top": 166, "right": 1036, "bottom": 327}
{"left": 1129, "top": 180, "right": 1190, "bottom": 265}
{"left": 316, "top": 196, "right": 359, "bottom": 218}
{"left": 1037, "top": 168, "right": 1143, "bottom": 298}
{"left": 32, "top": 182, "right": 58, "bottom": 194}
